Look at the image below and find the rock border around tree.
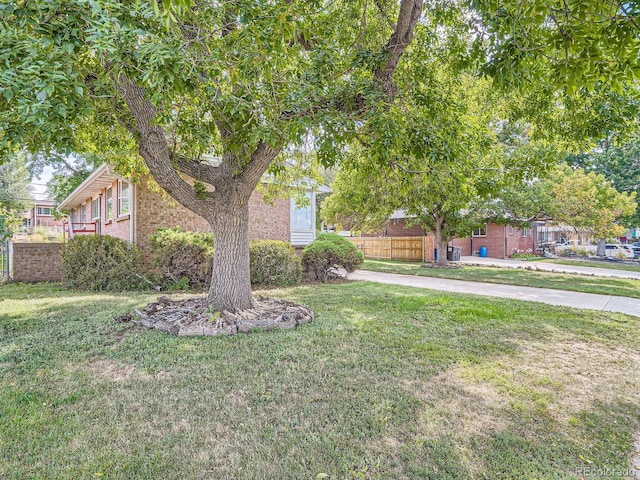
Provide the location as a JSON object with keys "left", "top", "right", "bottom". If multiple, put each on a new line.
{"left": 122, "top": 295, "right": 314, "bottom": 337}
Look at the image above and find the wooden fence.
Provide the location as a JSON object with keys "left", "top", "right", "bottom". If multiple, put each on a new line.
{"left": 347, "top": 236, "right": 435, "bottom": 262}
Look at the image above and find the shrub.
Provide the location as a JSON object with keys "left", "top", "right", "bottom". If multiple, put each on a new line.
{"left": 302, "top": 233, "right": 363, "bottom": 282}
{"left": 61, "top": 235, "right": 146, "bottom": 291}
{"left": 150, "top": 227, "right": 214, "bottom": 288}
{"left": 249, "top": 240, "right": 301, "bottom": 287}
{"left": 510, "top": 253, "right": 540, "bottom": 260}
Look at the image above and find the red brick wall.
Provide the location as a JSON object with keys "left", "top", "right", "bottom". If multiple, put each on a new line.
{"left": 453, "top": 223, "right": 534, "bottom": 258}
{"left": 451, "top": 237, "right": 472, "bottom": 256}
{"left": 362, "top": 219, "right": 426, "bottom": 237}
{"left": 505, "top": 226, "right": 535, "bottom": 256}
{"left": 10, "top": 242, "right": 62, "bottom": 282}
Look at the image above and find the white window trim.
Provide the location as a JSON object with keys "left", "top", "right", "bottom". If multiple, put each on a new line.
{"left": 472, "top": 225, "right": 487, "bottom": 237}
{"left": 91, "top": 198, "right": 100, "bottom": 220}
{"left": 117, "top": 180, "right": 131, "bottom": 217}
{"left": 36, "top": 207, "right": 53, "bottom": 216}
{"left": 290, "top": 192, "right": 314, "bottom": 231}
{"left": 105, "top": 187, "right": 113, "bottom": 220}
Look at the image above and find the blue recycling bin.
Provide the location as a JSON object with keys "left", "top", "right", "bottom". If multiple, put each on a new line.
{"left": 479, "top": 246, "right": 488, "bottom": 258}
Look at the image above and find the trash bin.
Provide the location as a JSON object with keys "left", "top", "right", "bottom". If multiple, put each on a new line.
{"left": 434, "top": 248, "right": 438, "bottom": 261}
{"left": 447, "top": 246, "right": 462, "bottom": 261}
{"left": 479, "top": 246, "right": 488, "bottom": 258}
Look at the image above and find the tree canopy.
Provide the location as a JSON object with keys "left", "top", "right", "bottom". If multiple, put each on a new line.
{"left": 546, "top": 164, "right": 637, "bottom": 246}
{"left": 1, "top": 0, "right": 639, "bottom": 306}
{"left": 322, "top": 55, "right": 557, "bottom": 266}
{"left": 0, "top": 0, "right": 426, "bottom": 309}
{"left": 566, "top": 136, "right": 640, "bottom": 227}
{"left": 0, "top": 152, "right": 31, "bottom": 239}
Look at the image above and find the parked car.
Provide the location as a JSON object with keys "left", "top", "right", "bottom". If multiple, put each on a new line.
{"left": 630, "top": 243, "right": 640, "bottom": 259}
{"left": 604, "top": 244, "right": 635, "bottom": 259}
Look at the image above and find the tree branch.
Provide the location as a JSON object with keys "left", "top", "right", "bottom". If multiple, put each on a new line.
{"left": 237, "top": 141, "right": 282, "bottom": 192}
{"left": 114, "top": 76, "right": 213, "bottom": 218}
{"left": 374, "top": 0, "right": 424, "bottom": 99}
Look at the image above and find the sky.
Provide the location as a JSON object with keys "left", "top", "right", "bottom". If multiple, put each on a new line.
{"left": 30, "top": 165, "right": 54, "bottom": 201}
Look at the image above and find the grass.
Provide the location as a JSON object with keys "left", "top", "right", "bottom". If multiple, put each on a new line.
{"left": 1, "top": 282, "right": 639, "bottom": 479}
{"left": 542, "top": 258, "right": 640, "bottom": 273}
{"left": 362, "top": 259, "right": 640, "bottom": 299}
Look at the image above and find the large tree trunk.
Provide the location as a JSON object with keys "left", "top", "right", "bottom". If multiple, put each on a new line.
{"left": 207, "top": 202, "right": 255, "bottom": 311}
{"left": 596, "top": 238, "right": 606, "bottom": 257}
{"left": 434, "top": 221, "right": 448, "bottom": 267}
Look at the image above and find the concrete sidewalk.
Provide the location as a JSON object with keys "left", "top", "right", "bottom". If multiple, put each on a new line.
{"left": 459, "top": 256, "right": 640, "bottom": 280}
{"left": 350, "top": 270, "right": 640, "bottom": 318}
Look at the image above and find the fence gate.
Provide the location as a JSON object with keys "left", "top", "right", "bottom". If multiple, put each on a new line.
{"left": 0, "top": 240, "right": 9, "bottom": 280}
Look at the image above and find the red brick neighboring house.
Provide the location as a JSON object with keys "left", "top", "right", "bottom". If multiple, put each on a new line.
{"left": 58, "top": 164, "right": 328, "bottom": 255}
{"left": 450, "top": 223, "right": 535, "bottom": 258}
{"left": 23, "top": 199, "right": 65, "bottom": 233}
{"left": 369, "top": 217, "right": 535, "bottom": 259}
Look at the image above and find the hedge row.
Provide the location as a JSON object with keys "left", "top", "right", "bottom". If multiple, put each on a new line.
{"left": 61, "top": 230, "right": 362, "bottom": 291}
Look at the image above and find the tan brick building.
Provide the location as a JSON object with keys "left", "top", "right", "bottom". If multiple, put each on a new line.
{"left": 58, "top": 164, "right": 328, "bottom": 257}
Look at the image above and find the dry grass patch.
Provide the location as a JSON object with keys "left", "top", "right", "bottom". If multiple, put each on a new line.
{"left": 458, "top": 339, "right": 640, "bottom": 424}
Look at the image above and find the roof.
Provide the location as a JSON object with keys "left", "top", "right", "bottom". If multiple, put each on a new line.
{"left": 33, "top": 199, "right": 56, "bottom": 207}
{"left": 58, "top": 164, "right": 123, "bottom": 211}
{"left": 58, "top": 163, "right": 330, "bottom": 212}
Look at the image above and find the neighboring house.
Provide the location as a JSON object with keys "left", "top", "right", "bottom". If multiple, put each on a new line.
{"left": 58, "top": 164, "right": 329, "bottom": 256}
{"left": 450, "top": 223, "right": 535, "bottom": 258}
{"left": 363, "top": 214, "right": 536, "bottom": 259}
{"left": 23, "top": 199, "right": 65, "bottom": 233}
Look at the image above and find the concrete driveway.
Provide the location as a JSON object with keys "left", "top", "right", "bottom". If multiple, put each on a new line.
{"left": 459, "top": 256, "right": 640, "bottom": 280}
{"left": 349, "top": 269, "right": 640, "bottom": 318}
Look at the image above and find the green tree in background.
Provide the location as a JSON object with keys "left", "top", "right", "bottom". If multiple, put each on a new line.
{"left": 0, "top": 152, "right": 32, "bottom": 240}
{"left": 547, "top": 165, "right": 637, "bottom": 254}
{"left": 566, "top": 136, "right": 640, "bottom": 228}
{"left": 322, "top": 56, "right": 556, "bottom": 266}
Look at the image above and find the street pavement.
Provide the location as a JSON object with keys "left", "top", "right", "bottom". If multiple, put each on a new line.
{"left": 349, "top": 269, "right": 640, "bottom": 318}
{"left": 459, "top": 255, "right": 640, "bottom": 280}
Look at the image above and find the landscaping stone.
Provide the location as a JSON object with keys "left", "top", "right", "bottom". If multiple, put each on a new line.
{"left": 127, "top": 295, "right": 313, "bottom": 337}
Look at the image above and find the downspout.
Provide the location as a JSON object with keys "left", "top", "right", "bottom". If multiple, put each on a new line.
{"left": 504, "top": 224, "right": 507, "bottom": 258}
{"left": 130, "top": 183, "right": 136, "bottom": 244}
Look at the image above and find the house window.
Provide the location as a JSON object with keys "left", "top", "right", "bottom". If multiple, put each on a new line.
{"left": 91, "top": 198, "right": 100, "bottom": 220}
{"left": 36, "top": 207, "right": 53, "bottom": 216}
{"left": 522, "top": 229, "right": 529, "bottom": 238}
{"left": 472, "top": 225, "right": 487, "bottom": 237}
{"left": 509, "top": 225, "right": 514, "bottom": 235}
{"left": 106, "top": 187, "right": 113, "bottom": 220}
{"left": 118, "top": 180, "right": 130, "bottom": 216}
{"left": 80, "top": 203, "right": 86, "bottom": 227}
{"left": 291, "top": 192, "right": 313, "bottom": 230}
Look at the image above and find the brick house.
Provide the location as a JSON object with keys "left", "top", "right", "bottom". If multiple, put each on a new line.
{"left": 58, "top": 164, "right": 329, "bottom": 256}
{"left": 23, "top": 199, "right": 65, "bottom": 233}
{"left": 450, "top": 223, "right": 535, "bottom": 258}
{"left": 370, "top": 215, "right": 535, "bottom": 259}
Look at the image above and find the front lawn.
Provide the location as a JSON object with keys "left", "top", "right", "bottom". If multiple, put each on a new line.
{"left": 362, "top": 259, "right": 640, "bottom": 299}
{"left": 1, "top": 282, "right": 639, "bottom": 479}
{"left": 542, "top": 258, "right": 640, "bottom": 273}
